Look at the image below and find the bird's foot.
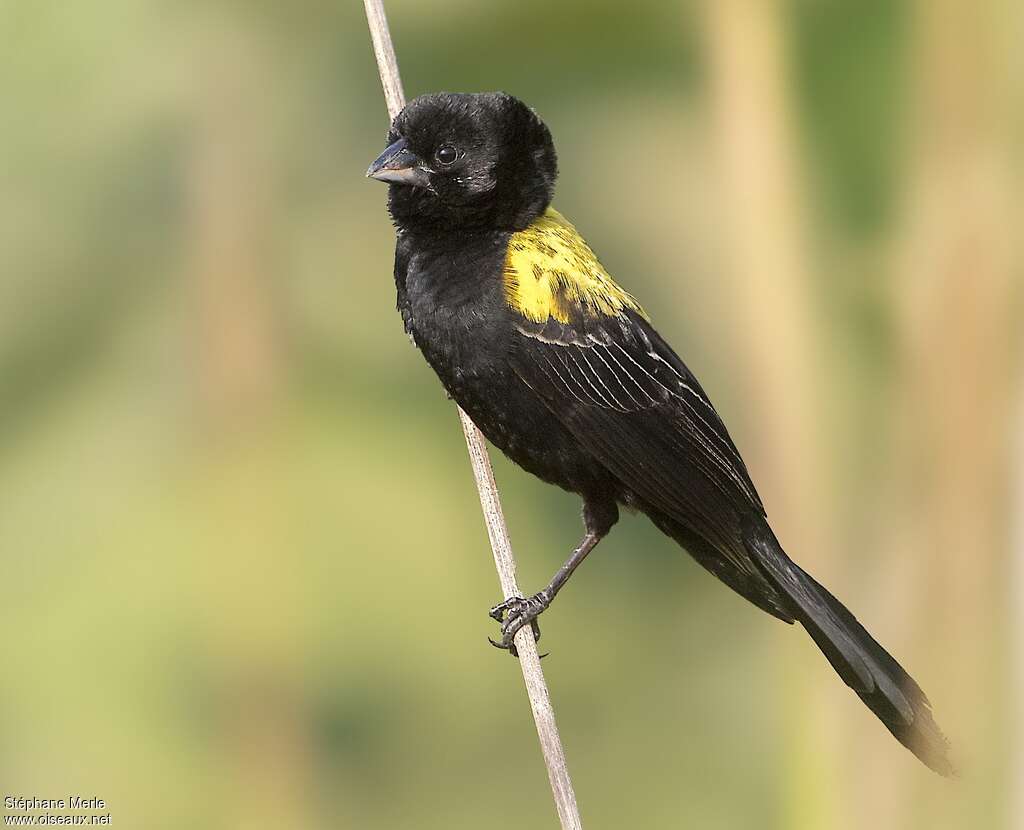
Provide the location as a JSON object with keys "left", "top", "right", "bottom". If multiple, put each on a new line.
{"left": 487, "top": 591, "right": 551, "bottom": 657}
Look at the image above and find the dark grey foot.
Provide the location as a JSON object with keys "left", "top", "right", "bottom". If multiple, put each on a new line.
{"left": 487, "top": 592, "right": 551, "bottom": 657}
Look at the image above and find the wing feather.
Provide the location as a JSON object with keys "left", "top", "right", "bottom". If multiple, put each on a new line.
{"left": 512, "top": 309, "right": 767, "bottom": 581}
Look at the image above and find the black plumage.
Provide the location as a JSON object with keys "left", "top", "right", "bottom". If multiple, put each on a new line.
{"left": 367, "top": 91, "right": 952, "bottom": 775}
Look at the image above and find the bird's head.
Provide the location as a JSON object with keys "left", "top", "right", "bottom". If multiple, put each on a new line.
{"left": 367, "top": 92, "right": 557, "bottom": 234}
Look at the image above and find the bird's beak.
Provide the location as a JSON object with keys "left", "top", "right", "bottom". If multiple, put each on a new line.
{"left": 366, "top": 138, "right": 431, "bottom": 188}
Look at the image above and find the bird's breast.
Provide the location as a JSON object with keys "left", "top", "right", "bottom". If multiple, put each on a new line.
{"left": 401, "top": 232, "right": 512, "bottom": 382}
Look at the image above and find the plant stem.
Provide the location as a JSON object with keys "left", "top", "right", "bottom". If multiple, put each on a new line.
{"left": 362, "top": 2, "right": 583, "bottom": 827}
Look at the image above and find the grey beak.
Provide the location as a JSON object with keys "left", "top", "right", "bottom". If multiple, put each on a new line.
{"left": 366, "top": 138, "right": 432, "bottom": 188}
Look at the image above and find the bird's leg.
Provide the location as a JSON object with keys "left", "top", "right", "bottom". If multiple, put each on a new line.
{"left": 489, "top": 499, "right": 617, "bottom": 656}
{"left": 488, "top": 531, "right": 603, "bottom": 655}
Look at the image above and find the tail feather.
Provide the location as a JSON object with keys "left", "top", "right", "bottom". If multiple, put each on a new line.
{"left": 745, "top": 531, "right": 954, "bottom": 777}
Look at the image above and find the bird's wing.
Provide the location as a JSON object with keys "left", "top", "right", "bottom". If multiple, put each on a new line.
{"left": 510, "top": 309, "right": 764, "bottom": 553}
{"left": 501, "top": 207, "right": 789, "bottom": 614}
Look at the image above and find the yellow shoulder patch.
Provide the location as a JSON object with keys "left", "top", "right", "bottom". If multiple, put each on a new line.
{"left": 503, "top": 207, "right": 645, "bottom": 325}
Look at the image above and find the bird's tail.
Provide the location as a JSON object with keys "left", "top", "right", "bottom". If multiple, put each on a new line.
{"left": 744, "top": 529, "right": 954, "bottom": 776}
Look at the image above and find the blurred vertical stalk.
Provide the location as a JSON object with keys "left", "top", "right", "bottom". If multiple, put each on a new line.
{"left": 1014, "top": 360, "right": 1024, "bottom": 830}
{"left": 700, "top": 1, "right": 844, "bottom": 827}
{"left": 886, "top": 1, "right": 1018, "bottom": 826}
{"left": 190, "top": 41, "right": 280, "bottom": 431}
{"left": 185, "top": 20, "right": 312, "bottom": 830}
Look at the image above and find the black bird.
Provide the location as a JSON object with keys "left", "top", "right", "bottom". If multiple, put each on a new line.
{"left": 367, "top": 91, "right": 952, "bottom": 775}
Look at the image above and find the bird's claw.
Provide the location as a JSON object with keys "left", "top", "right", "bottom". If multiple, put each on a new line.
{"left": 488, "top": 592, "right": 550, "bottom": 657}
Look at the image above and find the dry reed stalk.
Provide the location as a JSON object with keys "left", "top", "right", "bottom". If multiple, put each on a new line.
{"left": 362, "top": 2, "right": 583, "bottom": 827}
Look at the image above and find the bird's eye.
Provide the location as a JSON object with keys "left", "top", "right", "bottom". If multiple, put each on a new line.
{"left": 435, "top": 145, "right": 458, "bottom": 165}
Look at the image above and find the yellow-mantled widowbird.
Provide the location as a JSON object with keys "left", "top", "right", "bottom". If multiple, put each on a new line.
{"left": 367, "top": 91, "right": 952, "bottom": 775}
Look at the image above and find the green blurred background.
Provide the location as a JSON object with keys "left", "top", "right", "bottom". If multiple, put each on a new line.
{"left": 2, "top": 1, "right": 1021, "bottom": 828}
